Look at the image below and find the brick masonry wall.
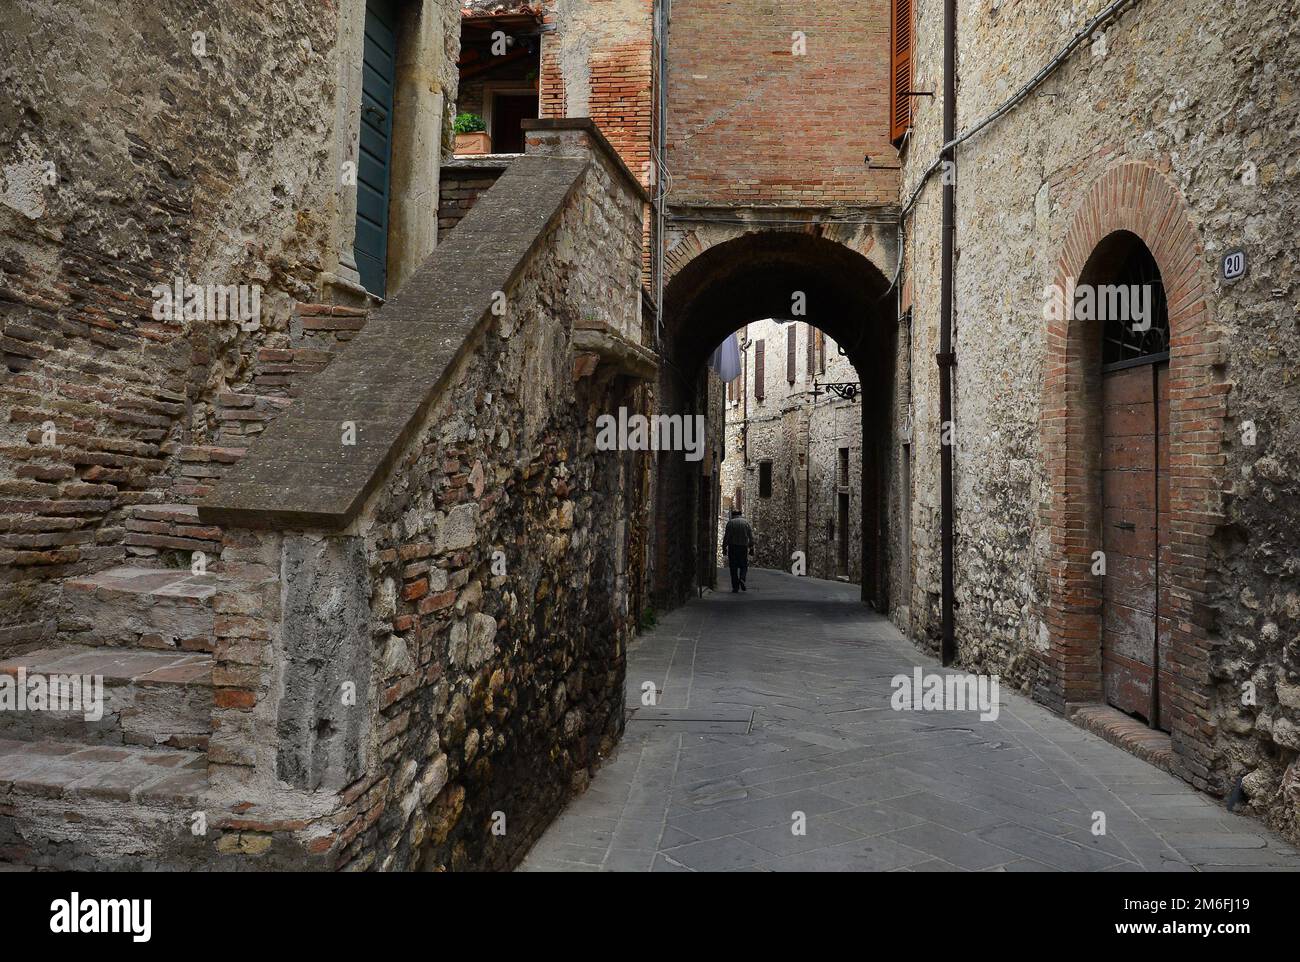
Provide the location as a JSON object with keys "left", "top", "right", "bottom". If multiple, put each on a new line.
{"left": 666, "top": 0, "right": 898, "bottom": 207}
{"left": 902, "top": 0, "right": 1300, "bottom": 841}
{"left": 0, "top": 0, "right": 446, "bottom": 655}
{"left": 539, "top": 0, "right": 654, "bottom": 186}
{"left": 438, "top": 161, "right": 509, "bottom": 237}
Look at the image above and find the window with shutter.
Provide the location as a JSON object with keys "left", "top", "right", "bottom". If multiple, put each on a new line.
{"left": 817, "top": 330, "right": 826, "bottom": 374}
{"left": 806, "top": 324, "right": 816, "bottom": 379}
{"left": 890, "top": 0, "right": 913, "bottom": 144}
{"left": 754, "top": 340, "right": 765, "bottom": 399}
{"left": 787, "top": 325, "right": 797, "bottom": 383}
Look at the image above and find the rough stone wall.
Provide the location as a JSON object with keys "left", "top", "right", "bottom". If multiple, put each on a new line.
{"left": 349, "top": 141, "right": 644, "bottom": 870}
{"left": 0, "top": 0, "right": 461, "bottom": 655}
{"left": 0, "top": 0, "right": 326, "bottom": 652}
{"left": 665, "top": 0, "right": 897, "bottom": 207}
{"left": 901, "top": 0, "right": 1300, "bottom": 840}
{"left": 718, "top": 320, "right": 863, "bottom": 581}
{"left": 807, "top": 354, "right": 866, "bottom": 584}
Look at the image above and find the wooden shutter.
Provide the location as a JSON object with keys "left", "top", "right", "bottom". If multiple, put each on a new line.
{"left": 890, "top": 0, "right": 913, "bottom": 144}
{"left": 754, "top": 339, "right": 765, "bottom": 399}
{"left": 817, "top": 330, "right": 826, "bottom": 373}
{"left": 356, "top": 0, "right": 399, "bottom": 296}
{"left": 786, "top": 325, "right": 796, "bottom": 383}
{"left": 806, "top": 324, "right": 816, "bottom": 379}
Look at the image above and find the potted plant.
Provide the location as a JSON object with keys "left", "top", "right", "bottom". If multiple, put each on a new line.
{"left": 454, "top": 112, "right": 491, "bottom": 155}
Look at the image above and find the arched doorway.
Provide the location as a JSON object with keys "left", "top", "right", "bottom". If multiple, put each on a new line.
{"left": 1084, "top": 231, "right": 1172, "bottom": 730}
{"left": 652, "top": 229, "right": 897, "bottom": 612}
{"left": 1040, "top": 162, "right": 1229, "bottom": 782}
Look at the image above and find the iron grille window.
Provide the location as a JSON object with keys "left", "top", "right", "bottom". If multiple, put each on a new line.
{"left": 1099, "top": 238, "right": 1170, "bottom": 368}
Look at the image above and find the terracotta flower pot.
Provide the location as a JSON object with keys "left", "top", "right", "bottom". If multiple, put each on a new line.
{"left": 454, "top": 131, "right": 492, "bottom": 155}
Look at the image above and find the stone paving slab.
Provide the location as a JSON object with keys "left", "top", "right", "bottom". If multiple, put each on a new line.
{"left": 519, "top": 568, "right": 1300, "bottom": 872}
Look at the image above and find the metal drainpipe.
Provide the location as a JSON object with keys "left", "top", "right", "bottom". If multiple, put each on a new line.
{"left": 938, "top": 0, "right": 957, "bottom": 667}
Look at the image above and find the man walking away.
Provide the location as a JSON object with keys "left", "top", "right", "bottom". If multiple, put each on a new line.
{"left": 722, "top": 508, "right": 754, "bottom": 593}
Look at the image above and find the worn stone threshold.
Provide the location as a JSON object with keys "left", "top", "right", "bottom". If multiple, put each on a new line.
{"left": 1068, "top": 703, "right": 1177, "bottom": 775}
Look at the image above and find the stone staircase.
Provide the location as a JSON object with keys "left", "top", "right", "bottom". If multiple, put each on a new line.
{"left": 1, "top": 120, "right": 644, "bottom": 870}
{"left": 0, "top": 300, "right": 371, "bottom": 869}
{"left": 0, "top": 566, "right": 227, "bottom": 867}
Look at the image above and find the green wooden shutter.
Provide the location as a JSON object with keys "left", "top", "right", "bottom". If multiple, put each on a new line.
{"left": 355, "top": 0, "right": 398, "bottom": 297}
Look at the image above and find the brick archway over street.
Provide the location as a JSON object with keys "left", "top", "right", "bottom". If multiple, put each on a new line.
{"left": 1038, "top": 161, "right": 1229, "bottom": 792}
{"left": 652, "top": 228, "right": 899, "bottom": 612}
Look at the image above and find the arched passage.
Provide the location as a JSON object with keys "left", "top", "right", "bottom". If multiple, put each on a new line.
{"left": 651, "top": 229, "right": 897, "bottom": 611}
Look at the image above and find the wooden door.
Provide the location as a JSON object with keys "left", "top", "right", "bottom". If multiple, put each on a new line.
{"left": 1101, "top": 360, "right": 1170, "bottom": 730}
{"left": 1154, "top": 362, "right": 1171, "bottom": 730}
{"left": 490, "top": 94, "right": 538, "bottom": 154}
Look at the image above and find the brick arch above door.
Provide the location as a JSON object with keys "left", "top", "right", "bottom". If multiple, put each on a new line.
{"left": 1037, "top": 161, "right": 1229, "bottom": 791}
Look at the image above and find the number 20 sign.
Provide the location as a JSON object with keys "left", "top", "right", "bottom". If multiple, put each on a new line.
{"left": 1221, "top": 247, "right": 1247, "bottom": 283}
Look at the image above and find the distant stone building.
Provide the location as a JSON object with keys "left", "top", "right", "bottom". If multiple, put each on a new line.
{"left": 718, "top": 320, "right": 863, "bottom": 584}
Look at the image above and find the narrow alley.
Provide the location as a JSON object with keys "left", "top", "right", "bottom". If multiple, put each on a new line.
{"left": 521, "top": 570, "right": 1300, "bottom": 872}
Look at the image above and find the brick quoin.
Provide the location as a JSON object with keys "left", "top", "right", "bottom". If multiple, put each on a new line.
{"left": 1037, "top": 161, "right": 1227, "bottom": 791}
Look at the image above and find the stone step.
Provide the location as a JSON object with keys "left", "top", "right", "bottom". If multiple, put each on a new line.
{"left": 0, "top": 646, "right": 211, "bottom": 749}
{"left": 0, "top": 737, "right": 209, "bottom": 869}
{"left": 58, "top": 565, "right": 230, "bottom": 651}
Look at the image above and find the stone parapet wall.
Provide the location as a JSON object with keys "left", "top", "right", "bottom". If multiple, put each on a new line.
{"left": 200, "top": 121, "right": 648, "bottom": 869}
